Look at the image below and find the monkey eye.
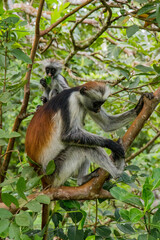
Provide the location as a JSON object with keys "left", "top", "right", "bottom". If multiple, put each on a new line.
{"left": 46, "top": 67, "right": 50, "bottom": 74}
{"left": 51, "top": 68, "right": 56, "bottom": 75}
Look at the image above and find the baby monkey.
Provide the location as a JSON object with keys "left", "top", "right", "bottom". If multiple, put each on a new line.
{"left": 40, "top": 59, "right": 69, "bottom": 104}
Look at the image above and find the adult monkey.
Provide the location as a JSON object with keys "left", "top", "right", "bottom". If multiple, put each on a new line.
{"left": 26, "top": 81, "right": 153, "bottom": 239}
{"left": 26, "top": 81, "right": 153, "bottom": 187}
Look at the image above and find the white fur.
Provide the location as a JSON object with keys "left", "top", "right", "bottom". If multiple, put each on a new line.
{"left": 39, "top": 111, "right": 65, "bottom": 171}
{"left": 69, "top": 92, "right": 85, "bottom": 128}
{"left": 103, "top": 86, "right": 111, "bottom": 100}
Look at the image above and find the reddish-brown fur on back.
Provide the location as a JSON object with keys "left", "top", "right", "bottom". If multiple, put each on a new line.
{"left": 81, "top": 81, "right": 105, "bottom": 90}
{"left": 25, "top": 106, "right": 53, "bottom": 163}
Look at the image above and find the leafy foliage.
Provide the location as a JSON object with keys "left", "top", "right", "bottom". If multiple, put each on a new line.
{"left": 0, "top": 0, "right": 160, "bottom": 239}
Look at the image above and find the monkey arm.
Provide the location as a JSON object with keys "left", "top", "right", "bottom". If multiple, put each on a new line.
{"left": 89, "top": 92, "right": 154, "bottom": 132}
{"left": 57, "top": 75, "right": 69, "bottom": 90}
{"left": 89, "top": 108, "right": 137, "bottom": 132}
{"left": 62, "top": 129, "right": 125, "bottom": 158}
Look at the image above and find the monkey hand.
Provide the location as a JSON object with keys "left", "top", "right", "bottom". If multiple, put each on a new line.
{"left": 105, "top": 139, "right": 125, "bottom": 159}
{"left": 134, "top": 92, "right": 154, "bottom": 115}
{"left": 40, "top": 96, "right": 48, "bottom": 104}
{"left": 40, "top": 78, "right": 47, "bottom": 88}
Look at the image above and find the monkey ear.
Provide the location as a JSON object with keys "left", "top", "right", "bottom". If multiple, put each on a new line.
{"left": 80, "top": 86, "right": 87, "bottom": 95}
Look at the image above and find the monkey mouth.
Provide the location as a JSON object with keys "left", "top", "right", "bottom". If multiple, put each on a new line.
{"left": 93, "top": 108, "right": 101, "bottom": 113}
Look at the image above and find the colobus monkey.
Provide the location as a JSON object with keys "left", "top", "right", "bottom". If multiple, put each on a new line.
{"left": 25, "top": 82, "right": 127, "bottom": 187}
{"left": 40, "top": 59, "right": 69, "bottom": 104}
{"left": 27, "top": 80, "right": 153, "bottom": 187}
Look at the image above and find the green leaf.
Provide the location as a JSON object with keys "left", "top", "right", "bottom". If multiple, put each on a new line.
{"left": 135, "top": 65, "right": 154, "bottom": 72}
{"left": 96, "top": 226, "right": 111, "bottom": 237}
{"left": 129, "top": 93, "right": 136, "bottom": 102}
{"left": 0, "top": 139, "right": 6, "bottom": 146}
{"left": 0, "top": 129, "right": 20, "bottom": 139}
{"left": 119, "top": 209, "right": 130, "bottom": 221}
{"left": 34, "top": 235, "right": 42, "bottom": 240}
{"left": 150, "top": 228, "right": 160, "bottom": 239}
{"left": 115, "top": 208, "right": 121, "bottom": 222}
{"left": 152, "top": 208, "right": 160, "bottom": 224}
{"left": 5, "top": 16, "right": 20, "bottom": 24}
{"left": 46, "top": 76, "right": 51, "bottom": 85}
{"left": 21, "top": 166, "right": 37, "bottom": 179}
{"left": 11, "top": 49, "right": 32, "bottom": 64}
{"left": 51, "top": 9, "right": 60, "bottom": 24}
{"left": 119, "top": 172, "right": 133, "bottom": 184}
{"left": 129, "top": 77, "right": 140, "bottom": 88}
{"left": 138, "top": 235, "right": 147, "bottom": 240}
{"left": 16, "top": 177, "right": 27, "bottom": 200}
{"left": 9, "top": 222, "right": 20, "bottom": 240}
{"left": 0, "top": 55, "right": 5, "bottom": 67}
{"left": 46, "top": 160, "right": 55, "bottom": 175}
{"left": 61, "top": 200, "right": 80, "bottom": 210}
{"left": 152, "top": 168, "right": 160, "bottom": 189}
{"left": 112, "top": 66, "right": 130, "bottom": 79}
{"left": 69, "top": 211, "right": 83, "bottom": 224}
{"left": 137, "top": 4, "right": 155, "bottom": 15}
{"left": 52, "top": 212, "right": 63, "bottom": 227}
{"left": 142, "top": 180, "right": 155, "bottom": 211}
{"left": 0, "top": 178, "right": 16, "bottom": 187}
{"left": 0, "top": 2, "right": 4, "bottom": 14}
{"left": 78, "top": 209, "right": 87, "bottom": 229}
{"left": 0, "top": 208, "right": 13, "bottom": 219}
{"left": 1, "top": 193, "right": 19, "bottom": 207}
{"left": 153, "top": 64, "right": 160, "bottom": 74}
{"left": 125, "top": 165, "right": 141, "bottom": 172}
{"left": 54, "top": 228, "right": 67, "bottom": 240}
{"left": 0, "top": 92, "right": 11, "bottom": 103}
{"left": 36, "top": 195, "right": 50, "bottom": 205}
{"left": 15, "top": 211, "right": 32, "bottom": 227}
{"left": 26, "top": 200, "right": 41, "bottom": 212}
{"left": 26, "top": 176, "right": 42, "bottom": 190}
{"left": 156, "top": 4, "right": 160, "bottom": 27}
{"left": 85, "top": 236, "right": 95, "bottom": 240}
{"left": 117, "top": 223, "right": 135, "bottom": 234}
{"left": 68, "top": 226, "right": 84, "bottom": 240}
{"left": 21, "top": 234, "right": 32, "bottom": 240}
{"left": 129, "top": 208, "right": 143, "bottom": 222}
{"left": 0, "top": 219, "right": 9, "bottom": 233}
{"left": 110, "top": 187, "right": 143, "bottom": 207}
{"left": 126, "top": 25, "right": 139, "bottom": 38}
{"left": 8, "top": 131, "right": 21, "bottom": 138}
{"left": 125, "top": 197, "right": 143, "bottom": 207}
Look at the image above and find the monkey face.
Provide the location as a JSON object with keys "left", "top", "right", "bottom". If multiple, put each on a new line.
{"left": 46, "top": 66, "right": 57, "bottom": 77}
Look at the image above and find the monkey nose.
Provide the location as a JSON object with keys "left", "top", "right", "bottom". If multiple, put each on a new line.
{"left": 48, "top": 73, "right": 51, "bottom": 76}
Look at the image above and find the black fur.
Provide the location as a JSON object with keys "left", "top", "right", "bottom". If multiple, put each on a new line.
{"left": 44, "top": 87, "right": 80, "bottom": 134}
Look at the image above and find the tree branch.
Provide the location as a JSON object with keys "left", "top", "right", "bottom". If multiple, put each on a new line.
{"left": 40, "top": 0, "right": 94, "bottom": 37}
{"left": 125, "top": 131, "right": 160, "bottom": 162}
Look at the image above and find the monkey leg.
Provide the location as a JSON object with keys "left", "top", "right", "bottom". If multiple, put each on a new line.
{"left": 89, "top": 147, "right": 125, "bottom": 179}
{"left": 77, "top": 157, "right": 91, "bottom": 185}
{"left": 78, "top": 167, "right": 100, "bottom": 186}
{"left": 52, "top": 146, "right": 125, "bottom": 187}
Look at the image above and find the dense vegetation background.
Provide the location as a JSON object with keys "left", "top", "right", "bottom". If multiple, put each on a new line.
{"left": 0, "top": 0, "right": 160, "bottom": 239}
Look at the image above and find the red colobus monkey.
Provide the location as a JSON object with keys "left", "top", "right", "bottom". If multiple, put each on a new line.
{"left": 25, "top": 81, "right": 153, "bottom": 187}
{"left": 26, "top": 82, "right": 126, "bottom": 187}
{"left": 40, "top": 59, "right": 69, "bottom": 104}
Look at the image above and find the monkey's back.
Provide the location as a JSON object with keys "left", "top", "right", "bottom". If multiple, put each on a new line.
{"left": 25, "top": 105, "right": 64, "bottom": 170}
